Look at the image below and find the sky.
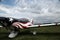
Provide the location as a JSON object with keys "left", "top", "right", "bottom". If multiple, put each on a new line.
{"left": 0, "top": 0, "right": 60, "bottom": 24}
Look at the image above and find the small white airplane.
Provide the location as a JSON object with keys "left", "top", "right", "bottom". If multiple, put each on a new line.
{"left": 0, "top": 17, "right": 60, "bottom": 38}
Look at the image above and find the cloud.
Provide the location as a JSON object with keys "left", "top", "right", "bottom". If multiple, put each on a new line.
{"left": 0, "top": 0, "right": 60, "bottom": 23}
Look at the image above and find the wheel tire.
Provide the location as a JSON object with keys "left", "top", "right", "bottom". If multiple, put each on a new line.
{"left": 32, "top": 31, "right": 37, "bottom": 35}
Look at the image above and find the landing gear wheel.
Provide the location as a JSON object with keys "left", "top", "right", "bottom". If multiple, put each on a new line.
{"left": 32, "top": 31, "right": 37, "bottom": 35}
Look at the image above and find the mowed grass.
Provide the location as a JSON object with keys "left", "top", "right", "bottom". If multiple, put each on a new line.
{"left": 0, "top": 25, "right": 60, "bottom": 40}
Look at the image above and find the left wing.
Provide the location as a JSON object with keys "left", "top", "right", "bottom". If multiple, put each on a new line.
{"left": 28, "top": 22, "right": 60, "bottom": 28}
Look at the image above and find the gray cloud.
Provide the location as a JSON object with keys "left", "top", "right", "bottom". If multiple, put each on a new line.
{"left": 0, "top": 0, "right": 60, "bottom": 24}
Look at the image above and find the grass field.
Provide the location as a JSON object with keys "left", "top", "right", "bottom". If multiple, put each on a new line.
{"left": 0, "top": 25, "right": 60, "bottom": 40}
